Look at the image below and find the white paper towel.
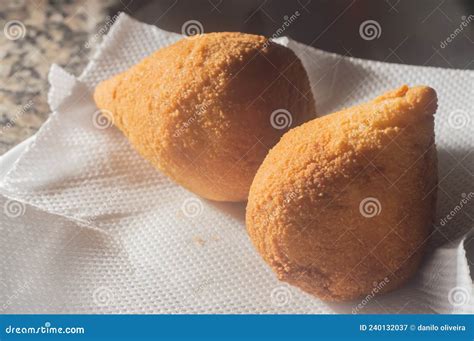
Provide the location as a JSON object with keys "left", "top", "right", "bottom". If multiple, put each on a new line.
{"left": 0, "top": 13, "right": 472, "bottom": 314}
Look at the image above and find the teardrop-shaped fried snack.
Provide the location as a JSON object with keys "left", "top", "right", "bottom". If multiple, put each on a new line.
{"left": 246, "top": 85, "right": 438, "bottom": 301}
{"left": 94, "top": 32, "right": 316, "bottom": 202}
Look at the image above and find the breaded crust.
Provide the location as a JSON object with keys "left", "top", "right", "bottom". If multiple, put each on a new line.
{"left": 246, "top": 85, "right": 438, "bottom": 301}
{"left": 94, "top": 32, "right": 316, "bottom": 201}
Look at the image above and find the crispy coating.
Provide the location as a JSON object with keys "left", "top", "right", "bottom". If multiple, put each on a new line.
{"left": 246, "top": 85, "right": 438, "bottom": 301}
{"left": 94, "top": 32, "right": 316, "bottom": 201}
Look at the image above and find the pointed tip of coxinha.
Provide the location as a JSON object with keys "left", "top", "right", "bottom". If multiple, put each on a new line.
{"left": 373, "top": 84, "right": 438, "bottom": 118}
{"left": 366, "top": 85, "right": 437, "bottom": 132}
{"left": 291, "top": 85, "right": 438, "bottom": 137}
{"left": 281, "top": 85, "right": 437, "bottom": 146}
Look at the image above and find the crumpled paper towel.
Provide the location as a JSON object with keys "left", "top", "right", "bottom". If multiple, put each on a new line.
{"left": 0, "top": 13, "right": 472, "bottom": 314}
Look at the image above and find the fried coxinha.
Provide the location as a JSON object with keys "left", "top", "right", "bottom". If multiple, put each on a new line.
{"left": 94, "top": 32, "right": 316, "bottom": 202}
{"left": 95, "top": 31, "right": 438, "bottom": 302}
{"left": 246, "top": 86, "right": 437, "bottom": 301}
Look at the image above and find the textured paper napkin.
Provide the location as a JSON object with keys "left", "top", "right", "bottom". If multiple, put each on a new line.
{"left": 0, "top": 13, "right": 472, "bottom": 314}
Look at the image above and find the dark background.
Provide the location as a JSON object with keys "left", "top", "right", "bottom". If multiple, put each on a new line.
{"left": 115, "top": 0, "right": 474, "bottom": 69}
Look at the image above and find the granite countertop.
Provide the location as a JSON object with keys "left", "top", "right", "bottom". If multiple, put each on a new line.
{"left": 0, "top": 0, "right": 116, "bottom": 155}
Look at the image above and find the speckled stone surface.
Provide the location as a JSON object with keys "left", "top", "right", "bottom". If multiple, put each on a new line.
{"left": 0, "top": 0, "right": 117, "bottom": 155}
